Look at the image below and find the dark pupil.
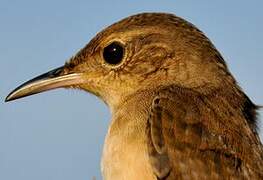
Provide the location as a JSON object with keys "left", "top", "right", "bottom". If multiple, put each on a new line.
{"left": 103, "top": 42, "right": 124, "bottom": 65}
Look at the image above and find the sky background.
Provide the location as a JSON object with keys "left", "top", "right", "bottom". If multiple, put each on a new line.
{"left": 1, "top": 1, "right": 263, "bottom": 180}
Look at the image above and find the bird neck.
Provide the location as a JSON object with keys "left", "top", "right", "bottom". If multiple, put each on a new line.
{"left": 110, "top": 89, "right": 155, "bottom": 127}
{"left": 101, "top": 89, "right": 157, "bottom": 179}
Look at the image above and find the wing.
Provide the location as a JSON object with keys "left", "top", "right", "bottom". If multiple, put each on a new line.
{"left": 146, "top": 86, "right": 263, "bottom": 179}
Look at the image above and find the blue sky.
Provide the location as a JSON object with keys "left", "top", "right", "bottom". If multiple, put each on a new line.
{"left": 1, "top": 1, "right": 262, "bottom": 179}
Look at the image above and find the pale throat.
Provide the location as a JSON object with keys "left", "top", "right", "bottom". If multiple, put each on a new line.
{"left": 101, "top": 90, "right": 156, "bottom": 179}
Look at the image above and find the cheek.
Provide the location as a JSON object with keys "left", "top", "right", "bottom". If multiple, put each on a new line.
{"left": 79, "top": 73, "right": 112, "bottom": 94}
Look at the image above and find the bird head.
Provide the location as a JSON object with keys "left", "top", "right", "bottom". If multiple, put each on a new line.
{"left": 5, "top": 13, "right": 236, "bottom": 111}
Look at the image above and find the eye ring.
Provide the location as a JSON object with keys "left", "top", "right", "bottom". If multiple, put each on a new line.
{"left": 103, "top": 41, "right": 125, "bottom": 65}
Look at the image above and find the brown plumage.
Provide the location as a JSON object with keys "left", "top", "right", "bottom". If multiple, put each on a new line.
{"left": 6, "top": 13, "right": 263, "bottom": 179}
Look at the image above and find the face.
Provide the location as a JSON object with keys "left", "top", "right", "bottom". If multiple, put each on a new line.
{"left": 4, "top": 25, "right": 170, "bottom": 107}
{"left": 63, "top": 25, "right": 176, "bottom": 106}
{"left": 5, "top": 13, "right": 231, "bottom": 109}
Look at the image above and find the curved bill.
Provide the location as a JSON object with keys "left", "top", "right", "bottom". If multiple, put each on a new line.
{"left": 5, "top": 66, "right": 84, "bottom": 102}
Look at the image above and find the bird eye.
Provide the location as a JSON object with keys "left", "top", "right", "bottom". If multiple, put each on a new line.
{"left": 103, "top": 42, "right": 124, "bottom": 65}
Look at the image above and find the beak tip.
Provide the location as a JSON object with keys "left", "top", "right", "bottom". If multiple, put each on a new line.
{"left": 5, "top": 97, "right": 11, "bottom": 102}
{"left": 5, "top": 98, "right": 10, "bottom": 102}
{"left": 5, "top": 89, "right": 21, "bottom": 102}
{"left": 5, "top": 93, "right": 14, "bottom": 102}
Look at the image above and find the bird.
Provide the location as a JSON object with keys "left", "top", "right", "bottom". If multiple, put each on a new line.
{"left": 5, "top": 13, "right": 263, "bottom": 179}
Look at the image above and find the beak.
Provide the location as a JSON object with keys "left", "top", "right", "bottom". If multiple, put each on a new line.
{"left": 5, "top": 66, "right": 84, "bottom": 102}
